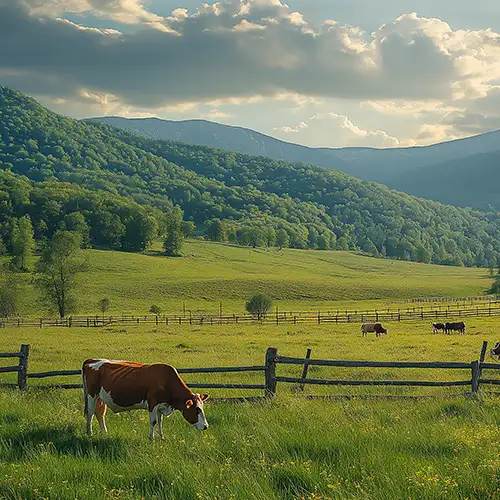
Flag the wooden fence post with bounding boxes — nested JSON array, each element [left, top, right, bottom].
[[18, 344, 30, 390], [478, 340, 488, 381], [471, 360, 480, 394], [299, 348, 312, 391], [265, 347, 278, 398]]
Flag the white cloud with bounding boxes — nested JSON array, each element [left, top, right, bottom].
[[3, 1, 500, 147], [274, 113, 400, 148]]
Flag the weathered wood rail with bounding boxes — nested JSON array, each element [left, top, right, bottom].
[[1, 299, 500, 329], [2, 342, 500, 397]]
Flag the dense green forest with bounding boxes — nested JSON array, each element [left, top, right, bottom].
[[1, 86, 500, 267]]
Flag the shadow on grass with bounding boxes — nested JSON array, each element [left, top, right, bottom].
[[0, 413, 21, 425], [271, 467, 317, 498], [0, 424, 128, 462], [109, 472, 197, 500]]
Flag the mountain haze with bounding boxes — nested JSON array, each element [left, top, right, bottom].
[[94, 116, 500, 210]]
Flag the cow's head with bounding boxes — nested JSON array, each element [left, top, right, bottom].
[[181, 393, 209, 430], [490, 342, 500, 360]]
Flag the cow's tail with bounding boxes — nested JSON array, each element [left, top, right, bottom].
[[82, 360, 88, 418]]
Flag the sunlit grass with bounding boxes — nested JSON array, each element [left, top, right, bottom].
[[2, 240, 492, 317]]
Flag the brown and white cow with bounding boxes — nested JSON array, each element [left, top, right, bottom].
[[361, 323, 388, 337], [82, 359, 209, 439]]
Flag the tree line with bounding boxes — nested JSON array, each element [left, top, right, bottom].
[[2, 86, 500, 268]]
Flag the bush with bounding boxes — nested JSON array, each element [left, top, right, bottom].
[[0, 271, 20, 318], [149, 304, 162, 315], [98, 297, 111, 315], [489, 278, 500, 298], [245, 293, 273, 320]]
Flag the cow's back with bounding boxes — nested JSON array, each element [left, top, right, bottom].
[[83, 360, 187, 410]]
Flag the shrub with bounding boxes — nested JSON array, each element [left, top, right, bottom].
[[149, 304, 162, 315], [245, 293, 273, 320]]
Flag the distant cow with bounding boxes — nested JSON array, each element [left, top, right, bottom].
[[432, 323, 446, 334], [490, 342, 500, 359], [361, 323, 388, 337], [82, 359, 209, 439], [444, 321, 466, 335]]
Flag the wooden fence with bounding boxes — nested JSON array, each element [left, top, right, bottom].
[[2, 342, 500, 397], [2, 300, 500, 329]]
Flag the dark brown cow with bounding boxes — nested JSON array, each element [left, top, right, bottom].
[[444, 322, 466, 335], [361, 323, 388, 337], [82, 359, 209, 439], [490, 342, 500, 360], [432, 323, 446, 334]]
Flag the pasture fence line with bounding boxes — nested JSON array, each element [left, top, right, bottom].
[[405, 295, 494, 304], [1, 300, 500, 329], [2, 342, 500, 398]]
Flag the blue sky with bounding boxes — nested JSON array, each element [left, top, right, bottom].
[[2, 0, 500, 148]]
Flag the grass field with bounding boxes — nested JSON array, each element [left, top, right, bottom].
[[3, 240, 494, 317], [2, 319, 500, 499], [1, 242, 500, 499]]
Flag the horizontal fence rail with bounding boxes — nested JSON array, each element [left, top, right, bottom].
[[275, 356, 472, 370], [2, 298, 500, 329], [275, 377, 472, 387], [2, 343, 500, 398]]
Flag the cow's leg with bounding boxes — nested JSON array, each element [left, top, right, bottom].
[[86, 395, 97, 437], [149, 406, 159, 440], [95, 398, 108, 434], [157, 411, 164, 440]]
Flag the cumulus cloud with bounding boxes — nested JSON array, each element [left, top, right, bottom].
[[3, 0, 500, 110], [22, 0, 168, 29], [2, 0, 500, 147], [274, 113, 400, 148]]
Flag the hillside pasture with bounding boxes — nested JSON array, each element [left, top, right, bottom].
[[1, 321, 500, 498], [2, 240, 492, 317]]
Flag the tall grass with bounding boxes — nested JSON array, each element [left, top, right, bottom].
[[1, 322, 500, 498], [1, 389, 500, 499]]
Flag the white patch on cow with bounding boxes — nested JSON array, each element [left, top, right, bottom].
[[98, 387, 147, 413], [194, 397, 208, 430], [149, 403, 175, 440], [88, 359, 110, 370], [86, 394, 97, 437]]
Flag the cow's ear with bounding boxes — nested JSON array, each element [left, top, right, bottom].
[[185, 399, 193, 409], [200, 393, 209, 401]]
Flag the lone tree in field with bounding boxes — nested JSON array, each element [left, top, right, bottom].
[[98, 297, 111, 317], [149, 304, 162, 315], [35, 231, 86, 318], [10, 215, 35, 272], [245, 293, 273, 320], [164, 206, 184, 256], [0, 267, 20, 318], [489, 278, 500, 298]]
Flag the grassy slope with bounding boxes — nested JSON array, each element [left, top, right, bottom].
[[6, 240, 491, 317], [2, 321, 500, 499]]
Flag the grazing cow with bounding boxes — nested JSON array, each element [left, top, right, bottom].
[[490, 342, 500, 360], [82, 359, 209, 439], [444, 321, 466, 335], [432, 322, 446, 334], [361, 322, 388, 337]]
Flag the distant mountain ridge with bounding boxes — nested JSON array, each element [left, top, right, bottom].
[[94, 116, 500, 210]]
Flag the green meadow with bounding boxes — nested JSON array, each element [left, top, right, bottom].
[[2, 319, 500, 499], [3, 240, 493, 317], [1, 243, 500, 499]]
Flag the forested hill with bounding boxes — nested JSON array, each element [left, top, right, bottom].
[[381, 150, 500, 211], [95, 116, 500, 211], [1, 87, 500, 268]]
